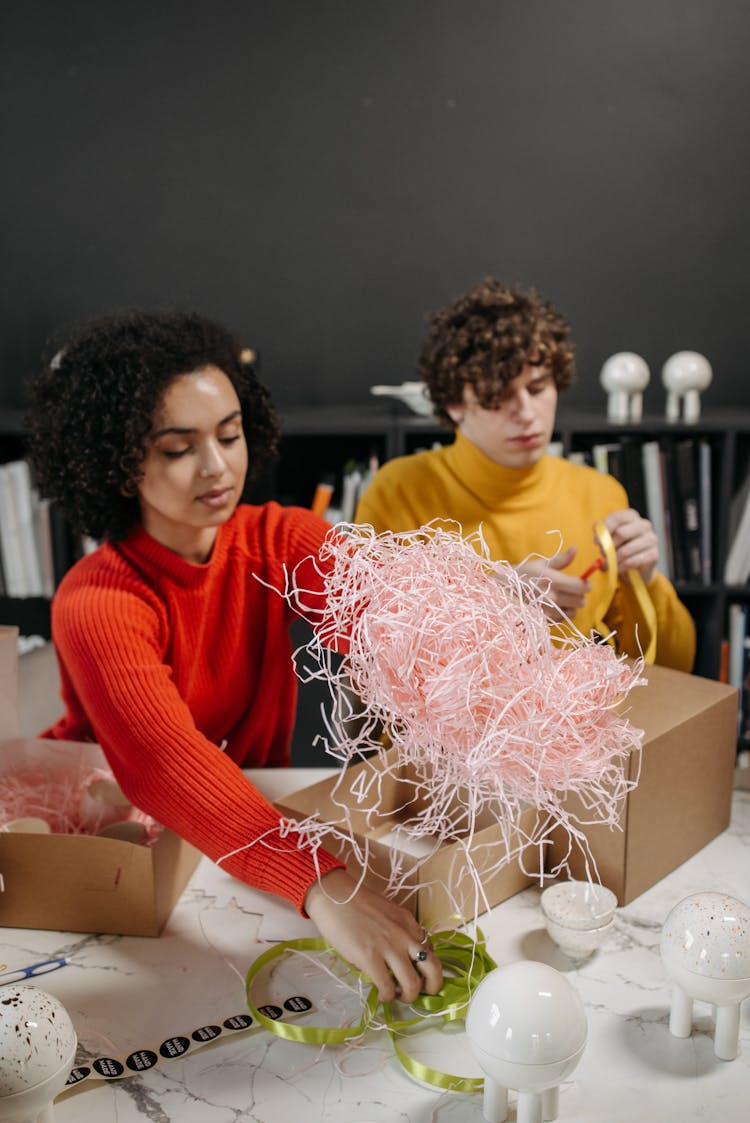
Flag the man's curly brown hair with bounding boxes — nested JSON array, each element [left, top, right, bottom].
[[26, 310, 280, 542], [418, 278, 576, 424]]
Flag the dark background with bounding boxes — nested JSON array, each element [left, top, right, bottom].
[[1, 1, 748, 414]]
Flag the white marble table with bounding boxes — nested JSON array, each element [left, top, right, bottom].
[[2, 769, 749, 1123]]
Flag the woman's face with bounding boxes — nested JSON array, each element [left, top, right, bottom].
[[137, 365, 248, 562]]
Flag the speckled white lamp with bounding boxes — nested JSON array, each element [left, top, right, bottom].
[[465, 961, 587, 1123], [0, 984, 77, 1122], [599, 352, 650, 424], [660, 891, 750, 1061], [661, 351, 713, 423]]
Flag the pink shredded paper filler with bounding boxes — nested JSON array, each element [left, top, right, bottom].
[[283, 522, 645, 884]]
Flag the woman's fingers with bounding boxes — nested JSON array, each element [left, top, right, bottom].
[[303, 869, 444, 1003]]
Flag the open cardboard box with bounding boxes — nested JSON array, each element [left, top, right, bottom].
[[547, 661, 738, 904], [0, 629, 201, 936], [275, 748, 544, 929], [278, 662, 739, 918]]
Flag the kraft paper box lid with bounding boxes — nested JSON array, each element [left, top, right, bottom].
[[275, 748, 542, 928]]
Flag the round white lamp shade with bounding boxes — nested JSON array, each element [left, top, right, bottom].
[[599, 353, 650, 423], [661, 351, 713, 422], [0, 984, 77, 1123], [466, 960, 587, 1123], [660, 891, 750, 1061]]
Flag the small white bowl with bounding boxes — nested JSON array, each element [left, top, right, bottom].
[[541, 881, 618, 959], [543, 915, 615, 959]]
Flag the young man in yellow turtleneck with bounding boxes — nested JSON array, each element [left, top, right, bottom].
[[355, 277, 695, 672]]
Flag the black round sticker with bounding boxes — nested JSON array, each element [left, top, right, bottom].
[[126, 1049, 158, 1071], [223, 1013, 254, 1030], [92, 1057, 125, 1079], [66, 1066, 91, 1085], [159, 1036, 191, 1058], [284, 995, 312, 1013]]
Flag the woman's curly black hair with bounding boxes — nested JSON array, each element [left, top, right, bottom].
[[26, 310, 280, 541], [417, 278, 576, 425]]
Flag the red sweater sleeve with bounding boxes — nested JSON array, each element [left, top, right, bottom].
[[45, 505, 344, 912]]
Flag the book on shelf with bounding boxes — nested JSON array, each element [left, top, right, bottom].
[[339, 455, 379, 523], [641, 440, 673, 580], [698, 439, 713, 584], [567, 449, 591, 467], [728, 602, 750, 746], [592, 440, 646, 522], [671, 438, 704, 585], [728, 603, 746, 691], [589, 436, 711, 587], [0, 460, 75, 600], [619, 439, 647, 521], [661, 439, 692, 586], [0, 461, 29, 597], [724, 461, 750, 585], [33, 497, 56, 599], [591, 442, 620, 476]]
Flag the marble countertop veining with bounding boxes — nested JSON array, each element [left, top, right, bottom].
[[1, 769, 748, 1123]]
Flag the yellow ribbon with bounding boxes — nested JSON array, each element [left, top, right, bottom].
[[245, 930, 496, 1093], [592, 520, 657, 664]]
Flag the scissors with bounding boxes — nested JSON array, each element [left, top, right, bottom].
[[0, 958, 68, 985]]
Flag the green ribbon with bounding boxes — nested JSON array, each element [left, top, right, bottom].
[[245, 929, 495, 1093]]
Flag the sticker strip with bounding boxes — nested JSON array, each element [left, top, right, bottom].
[[63, 994, 314, 1090]]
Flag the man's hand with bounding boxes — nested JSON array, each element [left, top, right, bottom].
[[516, 545, 590, 620], [602, 509, 659, 584]]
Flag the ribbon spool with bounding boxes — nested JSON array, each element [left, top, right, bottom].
[[245, 930, 497, 1092], [590, 520, 657, 664]]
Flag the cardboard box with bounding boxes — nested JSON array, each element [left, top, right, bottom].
[[547, 662, 738, 905], [0, 625, 20, 738], [0, 628, 201, 936], [275, 749, 543, 929]]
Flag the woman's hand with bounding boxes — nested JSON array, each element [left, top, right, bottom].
[[303, 868, 442, 1003], [516, 545, 589, 620], [603, 508, 659, 584]]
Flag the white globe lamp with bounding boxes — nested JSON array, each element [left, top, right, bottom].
[[0, 984, 77, 1123], [466, 960, 587, 1123], [599, 352, 650, 424], [660, 891, 750, 1061], [661, 351, 712, 423]]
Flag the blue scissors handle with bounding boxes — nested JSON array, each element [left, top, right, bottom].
[[0, 957, 67, 980]]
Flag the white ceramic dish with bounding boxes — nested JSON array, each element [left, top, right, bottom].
[[541, 880, 618, 959], [544, 915, 615, 959], [369, 381, 433, 416]]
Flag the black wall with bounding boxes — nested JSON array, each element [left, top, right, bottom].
[[2, 1, 749, 413]]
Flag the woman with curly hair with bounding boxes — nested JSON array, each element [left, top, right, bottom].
[[27, 310, 441, 1002], [356, 278, 695, 671]]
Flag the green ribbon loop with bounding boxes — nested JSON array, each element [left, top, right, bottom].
[[245, 929, 495, 1093]]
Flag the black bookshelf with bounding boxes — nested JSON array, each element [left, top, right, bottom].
[[4, 404, 750, 683]]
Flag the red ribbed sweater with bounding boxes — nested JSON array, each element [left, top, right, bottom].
[[43, 502, 343, 911]]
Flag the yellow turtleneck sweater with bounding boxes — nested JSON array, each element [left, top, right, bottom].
[[355, 430, 695, 672]]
